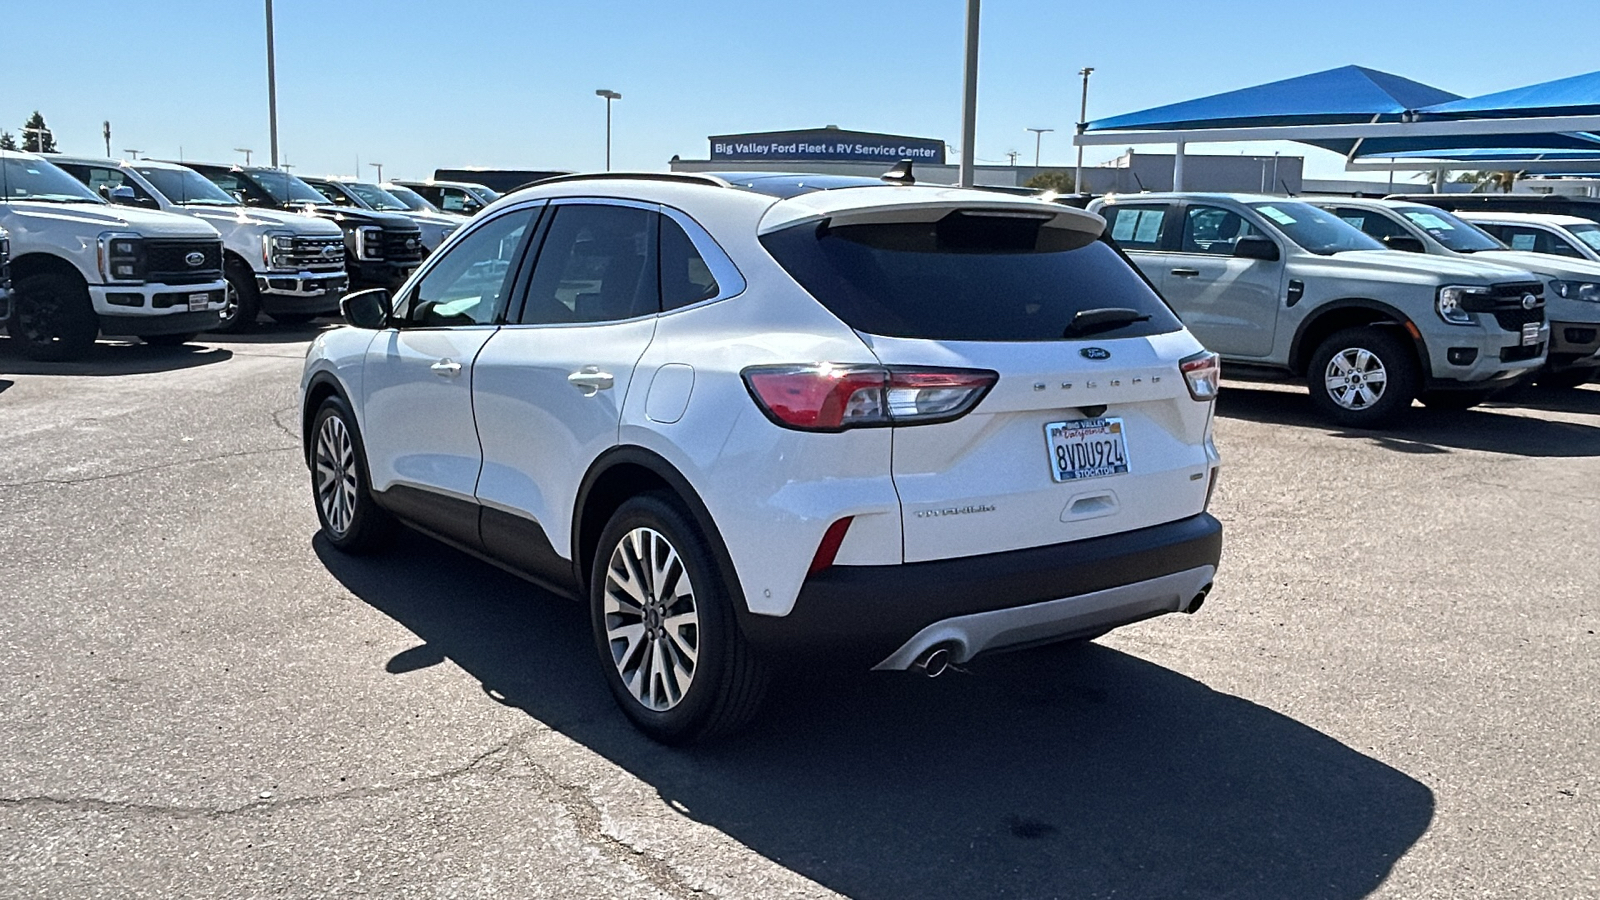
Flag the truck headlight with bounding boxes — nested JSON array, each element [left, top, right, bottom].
[[262, 231, 296, 270], [1435, 285, 1482, 326], [355, 226, 384, 261], [98, 232, 145, 283], [1549, 279, 1600, 303]]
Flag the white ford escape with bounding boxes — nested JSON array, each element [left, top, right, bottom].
[[301, 171, 1224, 743]]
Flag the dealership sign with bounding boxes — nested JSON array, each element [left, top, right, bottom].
[[709, 129, 946, 164]]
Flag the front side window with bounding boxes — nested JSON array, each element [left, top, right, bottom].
[[518, 204, 658, 325], [1102, 205, 1169, 251], [1501, 226, 1581, 257], [1181, 205, 1265, 255], [1246, 201, 1384, 256], [399, 207, 536, 327], [439, 188, 475, 213]]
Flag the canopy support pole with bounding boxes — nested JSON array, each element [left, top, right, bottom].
[[1173, 141, 1186, 191]]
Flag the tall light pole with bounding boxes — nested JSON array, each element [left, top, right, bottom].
[[595, 89, 622, 171], [265, 0, 279, 168], [1026, 127, 1053, 167], [1075, 66, 1094, 194], [103, 121, 111, 156], [957, 0, 980, 187], [235, 148, 253, 165], [369, 162, 384, 183]]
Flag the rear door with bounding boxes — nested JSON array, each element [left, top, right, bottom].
[[761, 209, 1214, 564], [1100, 202, 1176, 296], [1492, 224, 1587, 259], [1159, 203, 1284, 358]]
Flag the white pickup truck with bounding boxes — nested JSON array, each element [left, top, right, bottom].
[[52, 156, 348, 333], [1, 150, 226, 360]]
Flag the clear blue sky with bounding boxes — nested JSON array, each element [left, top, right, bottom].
[[2, 0, 1594, 183]]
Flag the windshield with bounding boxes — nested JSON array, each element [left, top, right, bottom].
[[251, 169, 330, 205], [1247, 201, 1384, 255], [467, 185, 501, 203], [1568, 223, 1600, 252], [136, 166, 238, 206], [345, 182, 409, 211], [1396, 206, 1503, 253], [760, 214, 1182, 342], [384, 184, 438, 213], [0, 156, 104, 203]]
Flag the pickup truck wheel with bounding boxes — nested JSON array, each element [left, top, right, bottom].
[[1308, 327, 1419, 428], [591, 493, 768, 744], [215, 261, 260, 334], [7, 271, 98, 362], [141, 333, 198, 347], [310, 396, 396, 554]]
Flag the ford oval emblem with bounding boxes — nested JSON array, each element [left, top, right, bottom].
[[184, 251, 206, 267], [1079, 347, 1111, 360], [321, 245, 340, 258], [1522, 293, 1538, 310]]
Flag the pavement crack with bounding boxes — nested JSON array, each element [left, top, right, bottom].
[[0, 446, 295, 489], [0, 733, 534, 821], [271, 405, 301, 444]]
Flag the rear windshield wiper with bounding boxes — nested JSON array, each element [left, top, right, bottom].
[[1063, 307, 1151, 337]]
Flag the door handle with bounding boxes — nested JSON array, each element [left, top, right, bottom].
[[430, 358, 462, 377], [567, 367, 615, 395], [1170, 268, 1201, 277]]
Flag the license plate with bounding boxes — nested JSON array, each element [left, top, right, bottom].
[[1045, 417, 1130, 483], [188, 292, 210, 312], [1522, 322, 1540, 346]]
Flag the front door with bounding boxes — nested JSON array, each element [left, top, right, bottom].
[[472, 200, 664, 582], [1159, 204, 1284, 358], [360, 204, 540, 544]]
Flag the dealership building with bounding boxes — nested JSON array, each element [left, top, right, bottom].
[[668, 126, 1306, 193]]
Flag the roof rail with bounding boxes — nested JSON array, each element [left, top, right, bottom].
[[519, 171, 732, 191]]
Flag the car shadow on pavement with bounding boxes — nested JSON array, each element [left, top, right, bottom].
[[207, 321, 336, 345], [316, 529, 1435, 900], [1217, 385, 1600, 458], [1487, 383, 1600, 417], [0, 340, 232, 377]]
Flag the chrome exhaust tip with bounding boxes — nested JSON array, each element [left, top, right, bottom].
[[910, 645, 953, 678]]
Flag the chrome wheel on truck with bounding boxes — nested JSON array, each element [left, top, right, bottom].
[[1307, 326, 1419, 428]]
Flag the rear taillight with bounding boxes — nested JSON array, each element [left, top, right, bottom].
[[1180, 351, 1220, 401], [742, 364, 998, 432]]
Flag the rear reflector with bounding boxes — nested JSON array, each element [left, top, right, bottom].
[[808, 517, 855, 575], [742, 364, 997, 431], [1179, 351, 1221, 401]]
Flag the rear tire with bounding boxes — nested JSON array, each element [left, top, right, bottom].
[[310, 395, 396, 554], [215, 260, 261, 334], [590, 493, 768, 744], [7, 271, 98, 361], [1535, 367, 1595, 390], [140, 333, 198, 347], [1307, 327, 1419, 428]]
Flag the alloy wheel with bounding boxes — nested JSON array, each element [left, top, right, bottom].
[[603, 527, 700, 711], [1324, 347, 1389, 410], [220, 280, 240, 326], [314, 414, 358, 536]]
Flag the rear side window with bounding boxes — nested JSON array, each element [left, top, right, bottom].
[[659, 216, 719, 311], [1102, 205, 1169, 251], [760, 212, 1182, 342]]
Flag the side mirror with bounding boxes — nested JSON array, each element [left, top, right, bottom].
[[340, 288, 392, 329], [1233, 235, 1280, 261], [1383, 235, 1426, 254]]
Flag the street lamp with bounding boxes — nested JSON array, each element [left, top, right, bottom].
[[1026, 127, 1053, 167], [22, 126, 52, 153], [369, 162, 384, 183], [123, 149, 144, 161], [235, 147, 253, 165], [265, 0, 279, 168], [1075, 67, 1094, 194], [595, 89, 622, 171], [957, 0, 980, 187]]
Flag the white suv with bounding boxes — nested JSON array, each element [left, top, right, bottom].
[[301, 172, 1224, 742]]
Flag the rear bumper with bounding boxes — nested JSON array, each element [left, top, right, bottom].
[[739, 512, 1223, 668]]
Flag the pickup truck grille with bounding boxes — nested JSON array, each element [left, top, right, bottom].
[[382, 229, 425, 264], [145, 240, 223, 286], [1492, 307, 1544, 332], [1482, 282, 1545, 333], [289, 236, 346, 271]]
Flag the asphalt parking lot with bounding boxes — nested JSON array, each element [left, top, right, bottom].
[[1, 328, 1595, 900]]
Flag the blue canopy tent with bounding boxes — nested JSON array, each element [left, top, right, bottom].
[[1420, 70, 1600, 120]]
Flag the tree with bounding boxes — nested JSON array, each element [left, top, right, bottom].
[[1025, 171, 1076, 194], [21, 111, 57, 153], [0, 131, 16, 151]]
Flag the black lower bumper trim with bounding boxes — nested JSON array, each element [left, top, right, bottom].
[[97, 308, 222, 337], [740, 513, 1223, 663]]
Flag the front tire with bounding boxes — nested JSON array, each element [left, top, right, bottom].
[[215, 260, 261, 334], [1307, 327, 1420, 428], [590, 493, 767, 744], [7, 271, 98, 361], [310, 396, 395, 554]]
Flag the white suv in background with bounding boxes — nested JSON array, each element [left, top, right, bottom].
[[301, 171, 1224, 743], [1457, 211, 1600, 264]]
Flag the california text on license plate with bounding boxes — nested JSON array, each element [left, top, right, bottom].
[[1522, 322, 1540, 346], [188, 292, 210, 312], [1046, 417, 1130, 483]]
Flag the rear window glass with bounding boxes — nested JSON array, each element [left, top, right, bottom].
[[760, 212, 1182, 342]]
